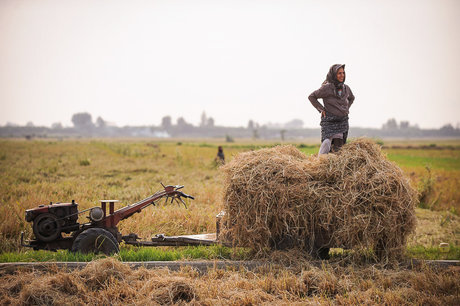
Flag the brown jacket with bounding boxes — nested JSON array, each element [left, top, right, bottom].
[[308, 83, 355, 117]]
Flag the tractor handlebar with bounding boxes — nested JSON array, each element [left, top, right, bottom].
[[110, 184, 194, 225], [178, 191, 194, 200]]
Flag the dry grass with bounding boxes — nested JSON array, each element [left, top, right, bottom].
[[0, 140, 232, 252], [0, 138, 458, 257], [220, 139, 418, 261], [0, 257, 458, 305], [385, 146, 460, 213], [409, 209, 460, 247], [0, 139, 459, 304]]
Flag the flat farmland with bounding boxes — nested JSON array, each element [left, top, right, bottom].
[[0, 139, 459, 304], [0, 138, 459, 256]]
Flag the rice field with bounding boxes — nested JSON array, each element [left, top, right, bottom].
[[1, 138, 458, 253], [0, 138, 459, 304]]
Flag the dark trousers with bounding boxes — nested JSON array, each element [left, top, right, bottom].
[[330, 131, 348, 153]]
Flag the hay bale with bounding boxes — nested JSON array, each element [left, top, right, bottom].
[[220, 138, 417, 260]]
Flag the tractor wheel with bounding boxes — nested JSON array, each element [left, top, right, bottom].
[[71, 228, 119, 255], [33, 213, 62, 242]]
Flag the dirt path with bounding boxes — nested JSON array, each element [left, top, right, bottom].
[[1, 259, 458, 275]]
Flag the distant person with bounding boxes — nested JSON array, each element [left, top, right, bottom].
[[215, 146, 225, 165], [308, 64, 355, 155]]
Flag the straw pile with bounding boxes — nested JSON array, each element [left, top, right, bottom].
[[3, 258, 196, 305], [220, 138, 418, 260], [1, 258, 459, 304]]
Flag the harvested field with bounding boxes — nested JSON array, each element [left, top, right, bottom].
[[0, 138, 458, 258], [221, 139, 418, 261], [0, 257, 458, 305], [0, 139, 458, 304]]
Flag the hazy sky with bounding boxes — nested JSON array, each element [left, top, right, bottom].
[[1, 0, 459, 128]]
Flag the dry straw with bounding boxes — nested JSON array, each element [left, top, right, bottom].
[[1, 257, 458, 304], [8, 258, 196, 305], [220, 138, 418, 261]]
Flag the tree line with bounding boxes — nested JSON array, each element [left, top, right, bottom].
[[1, 112, 459, 140]]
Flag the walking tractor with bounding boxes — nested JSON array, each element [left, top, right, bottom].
[[21, 184, 219, 255]]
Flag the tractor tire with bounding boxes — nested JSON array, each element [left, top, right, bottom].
[[71, 228, 119, 255], [33, 213, 62, 242]]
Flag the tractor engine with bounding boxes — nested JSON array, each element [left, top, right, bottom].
[[25, 201, 80, 242]]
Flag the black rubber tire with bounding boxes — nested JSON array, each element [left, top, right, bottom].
[[33, 213, 62, 242], [71, 228, 119, 255]]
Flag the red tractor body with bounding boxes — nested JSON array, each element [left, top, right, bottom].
[[21, 185, 206, 255]]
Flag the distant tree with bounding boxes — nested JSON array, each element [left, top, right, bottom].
[[96, 116, 106, 128], [382, 118, 398, 130], [400, 121, 409, 129], [26, 121, 34, 127], [225, 134, 234, 142], [200, 112, 207, 127], [284, 119, 304, 129], [51, 122, 63, 129], [71, 112, 94, 129], [207, 117, 215, 127], [176, 117, 193, 133], [161, 116, 172, 129], [247, 120, 254, 130], [177, 117, 187, 127], [280, 129, 286, 141], [440, 123, 455, 134]]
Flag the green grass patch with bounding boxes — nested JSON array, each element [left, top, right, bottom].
[[0, 245, 252, 263], [0, 250, 97, 262], [2, 245, 457, 262], [406, 245, 460, 260], [79, 158, 91, 166], [386, 153, 460, 171], [118, 245, 251, 261], [298, 147, 320, 155]]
